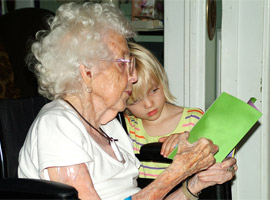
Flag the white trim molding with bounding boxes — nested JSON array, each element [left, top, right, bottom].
[[165, 0, 209, 110], [164, 0, 185, 106], [261, 0, 270, 198], [222, 0, 269, 199], [185, 0, 207, 110]]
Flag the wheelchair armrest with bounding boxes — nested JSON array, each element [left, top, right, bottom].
[[0, 178, 78, 199], [135, 142, 232, 200], [135, 142, 172, 163]]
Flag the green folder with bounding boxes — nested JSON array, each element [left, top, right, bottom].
[[168, 92, 262, 162]]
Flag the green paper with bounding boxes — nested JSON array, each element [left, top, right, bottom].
[[168, 92, 262, 162]]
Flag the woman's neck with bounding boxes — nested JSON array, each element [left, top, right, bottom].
[[64, 95, 99, 127]]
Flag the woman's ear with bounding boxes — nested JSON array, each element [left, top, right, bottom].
[[79, 64, 92, 85]]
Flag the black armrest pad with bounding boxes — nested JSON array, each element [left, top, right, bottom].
[[199, 181, 232, 200], [136, 142, 172, 163], [0, 178, 78, 199]]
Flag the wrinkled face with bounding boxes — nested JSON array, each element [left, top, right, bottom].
[[127, 83, 166, 121], [91, 30, 137, 114]]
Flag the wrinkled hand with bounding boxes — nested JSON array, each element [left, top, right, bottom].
[[133, 133, 219, 200], [169, 132, 219, 180], [188, 157, 238, 194], [159, 133, 183, 158]]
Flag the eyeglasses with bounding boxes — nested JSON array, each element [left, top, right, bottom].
[[101, 56, 135, 76]]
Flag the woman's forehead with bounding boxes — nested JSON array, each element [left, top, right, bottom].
[[103, 30, 129, 56]]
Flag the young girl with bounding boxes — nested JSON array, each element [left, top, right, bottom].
[[125, 42, 204, 179]]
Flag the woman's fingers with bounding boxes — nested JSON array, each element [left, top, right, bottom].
[[197, 167, 236, 185], [172, 136, 218, 178], [197, 159, 238, 185], [197, 137, 219, 155], [179, 131, 190, 141], [178, 137, 218, 156], [221, 157, 237, 168]]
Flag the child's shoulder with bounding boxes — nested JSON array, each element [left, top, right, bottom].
[[167, 104, 184, 113], [124, 114, 139, 124], [184, 107, 204, 116], [185, 107, 204, 113], [124, 113, 136, 120], [124, 114, 143, 131], [167, 104, 204, 115]]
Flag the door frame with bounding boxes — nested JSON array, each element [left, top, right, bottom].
[[165, 0, 213, 109]]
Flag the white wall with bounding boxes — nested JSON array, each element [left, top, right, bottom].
[[164, 0, 185, 105], [165, 0, 217, 110], [165, 0, 270, 199], [220, 0, 269, 199]]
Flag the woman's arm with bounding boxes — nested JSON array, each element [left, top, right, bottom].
[[132, 132, 218, 200], [47, 163, 100, 200]]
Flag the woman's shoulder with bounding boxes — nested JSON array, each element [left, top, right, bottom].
[[38, 99, 79, 118], [25, 100, 89, 151], [34, 99, 85, 134]]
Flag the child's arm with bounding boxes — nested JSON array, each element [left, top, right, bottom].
[[159, 132, 187, 158]]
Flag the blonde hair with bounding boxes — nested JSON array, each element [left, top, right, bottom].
[[126, 42, 176, 110]]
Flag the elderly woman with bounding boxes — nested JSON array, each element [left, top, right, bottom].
[[18, 2, 236, 200]]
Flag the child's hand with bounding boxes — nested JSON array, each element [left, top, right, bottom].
[[158, 132, 187, 158]]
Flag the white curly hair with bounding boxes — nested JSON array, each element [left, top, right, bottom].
[[27, 2, 135, 100]]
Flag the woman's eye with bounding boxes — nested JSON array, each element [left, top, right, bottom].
[[116, 62, 126, 71]]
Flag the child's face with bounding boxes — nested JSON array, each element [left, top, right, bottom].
[[127, 84, 166, 121]]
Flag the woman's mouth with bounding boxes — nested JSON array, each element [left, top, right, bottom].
[[147, 109, 158, 117], [126, 91, 132, 96]]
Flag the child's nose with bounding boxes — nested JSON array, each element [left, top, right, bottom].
[[144, 97, 154, 109]]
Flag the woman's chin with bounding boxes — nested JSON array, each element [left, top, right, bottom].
[[118, 104, 126, 112], [114, 99, 127, 112]]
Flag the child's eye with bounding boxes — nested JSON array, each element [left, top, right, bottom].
[[149, 87, 159, 95], [129, 99, 141, 106], [153, 88, 159, 92]]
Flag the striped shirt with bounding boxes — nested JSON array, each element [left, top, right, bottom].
[[125, 107, 204, 179]]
